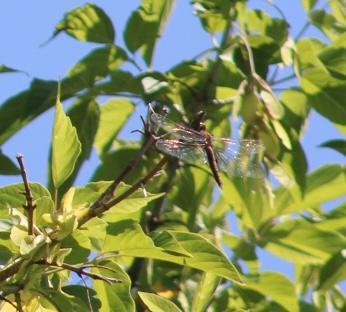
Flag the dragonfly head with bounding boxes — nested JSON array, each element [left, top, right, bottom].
[[190, 111, 206, 131]]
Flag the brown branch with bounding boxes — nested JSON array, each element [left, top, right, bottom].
[[16, 154, 36, 235], [78, 156, 168, 226], [87, 136, 156, 216], [0, 259, 24, 283], [34, 260, 121, 285], [14, 291, 23, 312], [0, 294, 18, 310]]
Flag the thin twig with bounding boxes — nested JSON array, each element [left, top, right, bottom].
[[0, 294, 18, 310], [86, 136, 156, 217], [16, 154, 36, 236], [14, 292, 23, 312], [80, 275, 94, 312], [35, 260, 121, 285]]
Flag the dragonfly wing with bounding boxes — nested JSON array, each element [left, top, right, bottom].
[[150, 113, 206, 142], [156, 139, 208, 164], [213, 138, 265, 178]]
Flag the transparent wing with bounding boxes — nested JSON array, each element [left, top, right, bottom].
[[150, 112, 206, 143], [212, 138, 265, 178], [155, 139, 208, 164]]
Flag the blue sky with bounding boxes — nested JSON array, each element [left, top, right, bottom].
[[0, 0, 344, 283]]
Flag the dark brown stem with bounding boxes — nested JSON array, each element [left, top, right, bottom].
[[14, 291, 23, 312], [0, 294, 18, 310], [16, 154, 35, 236], [88, 137, 156, 213], [35, 260, 120, 285], [78, 156, 168, 227]]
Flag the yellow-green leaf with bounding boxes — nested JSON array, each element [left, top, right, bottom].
[[51, 89, 81, 189], [138, 292, 183, 312], [54, 3, 115, 43]]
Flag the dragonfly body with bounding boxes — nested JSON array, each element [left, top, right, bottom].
[[151, 111, 264, 187]]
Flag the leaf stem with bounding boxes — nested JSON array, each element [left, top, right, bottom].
[[16, 154, 36, 236]]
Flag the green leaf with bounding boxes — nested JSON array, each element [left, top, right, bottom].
[[138, 291, 183, 312], [318, 250, 346, 291], [34, 196, 55, 227], [318, 46, 346, 79], [103, 220, 243, 283], [0, 64, 22, 74], [92, 260, 135, 312], [68, 97, 100, 160], [310, 9, 346, 41], [51, 89, 81, 189], [280, 88, 310, 137], [222, 174, 272, 230], [192, 0, 233, 33], [260, 90, 284, 119], [61, 230, 90, 264], [78, 217, 108, 251], [61, 45, 128, 93], [33, 287, 90, 312], [48, 97, 100, 196], [264, 219, 345, 264], [72, 182, 164, 223], [319, 139, 346, 156], [275, 164, 346, 214], [191, 273, 220, 312], [271, 119, 291, 150], [301, 0, 318, 12], [0, 79, 58, 144], [244, 272, 299, 312], [0, 151, 20, 175], [0, 183, 51, 218], [94, 98, 134, 155], [63, 285, 101, 311], [54, 3, 115, 43], [124, 0, 175, 66]]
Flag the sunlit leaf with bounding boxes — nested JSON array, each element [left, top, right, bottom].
[[192, 0, 233, 33], [275, 164, 346, 214], [191, 273, 220, 312], [51, 89, 81, 189], [61, 45, 128, 93], [124, 0, 175, 66], [54, 3, 115, 43], [92, 260, 135, 312], [244, 272, 299, 312], [318, 250, 346, 291], [48, 97, 100, 196], [301, 0, 318, 12], [263, 219, 345, 264], [0, 183, 51, 218], [94, 98, 134, 155], [310, 10, 346, 41], [33, 287, 90, 312], [138, 291, 183, 312], [103, 220, 242, 283]]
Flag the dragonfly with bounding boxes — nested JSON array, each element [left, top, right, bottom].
[[150, 110, 265, 188]]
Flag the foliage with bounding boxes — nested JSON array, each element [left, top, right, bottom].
[[0, 0, 345, 311]]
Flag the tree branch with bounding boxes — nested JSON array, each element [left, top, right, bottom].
[[14, 292, 23, 312], [0, 294, 19, 310], [16, 154, 36, 235]]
